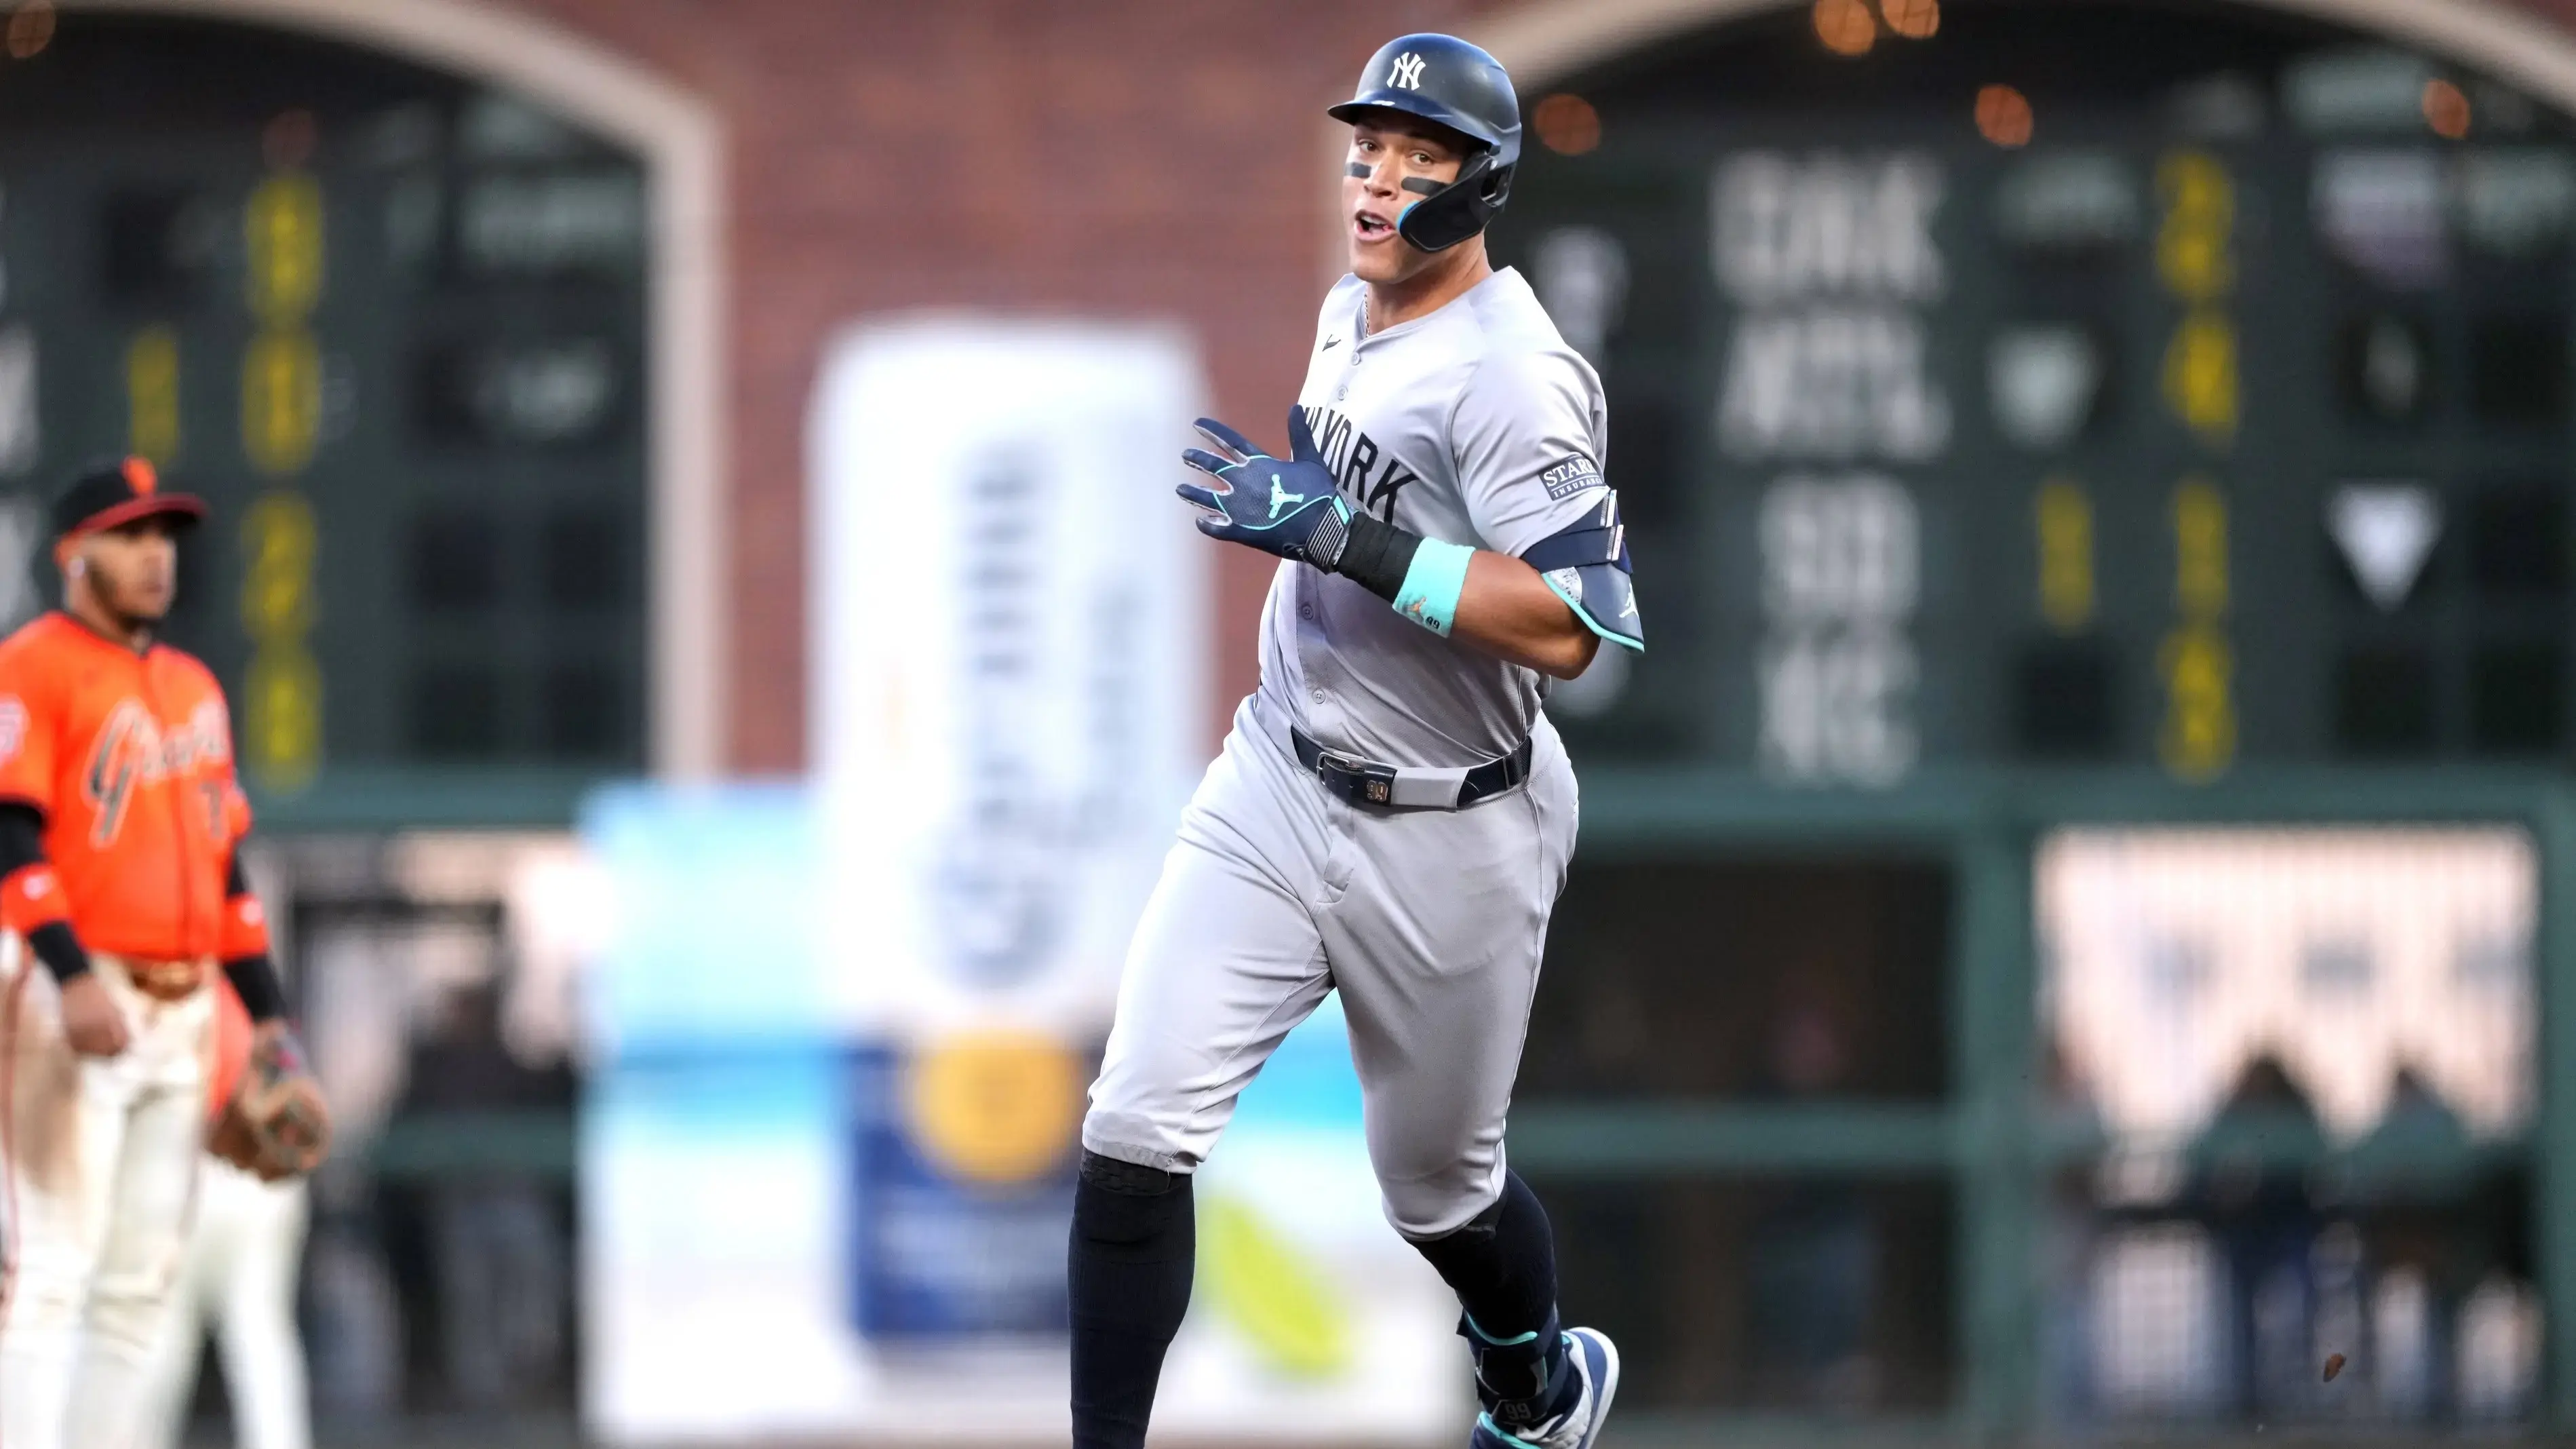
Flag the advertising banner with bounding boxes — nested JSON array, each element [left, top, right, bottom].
[[583, 321, 1457, 1444], [810, 320, 1211, 1036]]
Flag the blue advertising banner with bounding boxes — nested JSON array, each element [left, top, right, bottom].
[[846, 1043, 1080, 1339]]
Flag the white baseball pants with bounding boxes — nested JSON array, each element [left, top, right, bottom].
[[137, 1160, 311, 1449], [0, 950, 213, 1449]]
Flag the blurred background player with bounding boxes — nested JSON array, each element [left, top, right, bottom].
[[0, 459, 328, 1449], [137, 976, 313, 1449]]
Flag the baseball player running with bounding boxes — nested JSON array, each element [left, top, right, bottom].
[[1070, 35, 1640, 1449], [0, 458, 329, 1449]]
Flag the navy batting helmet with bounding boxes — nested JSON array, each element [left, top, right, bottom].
[[1329, 34, 1521, 254]]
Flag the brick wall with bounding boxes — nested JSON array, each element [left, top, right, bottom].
[[479, 0, 1490, 769], [492, 0, 2576, 772]]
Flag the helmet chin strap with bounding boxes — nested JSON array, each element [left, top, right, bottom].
[[1346, 149, 1506, 252], [1396, 150, 1507, 252]]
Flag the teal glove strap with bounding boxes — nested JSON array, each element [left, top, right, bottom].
[[1392, 539, 1475, 637]]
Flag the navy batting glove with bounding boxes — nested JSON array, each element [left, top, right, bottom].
[[1178, 408, 1355, 569]]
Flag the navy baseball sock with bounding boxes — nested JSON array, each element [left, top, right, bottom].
[[1069, 1151, 1195, 1449], [1408, 1171, 1575, 1421]]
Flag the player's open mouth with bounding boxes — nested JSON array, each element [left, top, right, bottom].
[[1353, 210, 1395, 241]]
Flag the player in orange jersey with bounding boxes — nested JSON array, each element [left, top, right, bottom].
[[0, 458, 327, 1449]]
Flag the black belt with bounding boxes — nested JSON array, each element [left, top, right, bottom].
[[1291, 727, 1533, 809]]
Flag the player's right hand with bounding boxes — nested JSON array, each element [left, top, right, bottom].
[[1179, 408, 1356, 570], [58, 972, 130, 1057]]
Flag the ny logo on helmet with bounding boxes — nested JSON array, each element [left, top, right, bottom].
[[1390, 52, 1426, 89]]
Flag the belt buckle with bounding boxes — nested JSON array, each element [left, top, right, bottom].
[[1315, 747, 1397, 805]]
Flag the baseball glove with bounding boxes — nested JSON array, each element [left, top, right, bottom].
[[210, 1026, 330, 1181]]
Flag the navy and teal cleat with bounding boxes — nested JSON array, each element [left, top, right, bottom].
[[1470, 1327, 1620, 1449]]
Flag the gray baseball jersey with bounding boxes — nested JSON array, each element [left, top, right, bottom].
[[1264, 267, 1612, 765], [1083, 267, 1618, 1239]]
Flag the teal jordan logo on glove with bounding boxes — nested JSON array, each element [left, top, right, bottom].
[[1268, 476, 1307, 520]]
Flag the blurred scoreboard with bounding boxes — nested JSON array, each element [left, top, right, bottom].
[[1502, 1, 2576, 784], [0, 16, 648, 817]]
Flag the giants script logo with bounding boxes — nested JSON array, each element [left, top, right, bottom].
[[84, 698, 230, 847]]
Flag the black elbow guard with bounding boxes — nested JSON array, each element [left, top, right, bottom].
[[1522, 492, 1641, 651]]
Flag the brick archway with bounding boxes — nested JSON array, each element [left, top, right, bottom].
[[1473, 0, 2576, 103]]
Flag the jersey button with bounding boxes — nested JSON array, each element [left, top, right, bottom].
[[1310, 688, 1327, 705], [1299, 604, 1314, 620]]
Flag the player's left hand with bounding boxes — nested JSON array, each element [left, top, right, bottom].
[[1179, 408, 1356, 569]]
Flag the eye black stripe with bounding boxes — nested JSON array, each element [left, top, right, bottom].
[[1400, 176, 1441, 195], [1346, 162, 1371, 178]]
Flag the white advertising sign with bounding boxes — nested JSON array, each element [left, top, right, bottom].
[[589, 320, 1454, 1448], [810, 320, 1210, 1038]]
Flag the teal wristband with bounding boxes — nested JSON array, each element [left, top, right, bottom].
[[1391, 539, 1474, 637]]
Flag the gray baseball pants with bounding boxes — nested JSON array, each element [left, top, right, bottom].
[[1082, 695, 1576, 1239]]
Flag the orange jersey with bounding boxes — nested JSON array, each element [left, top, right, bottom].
[[0, 612, 250, 961]]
